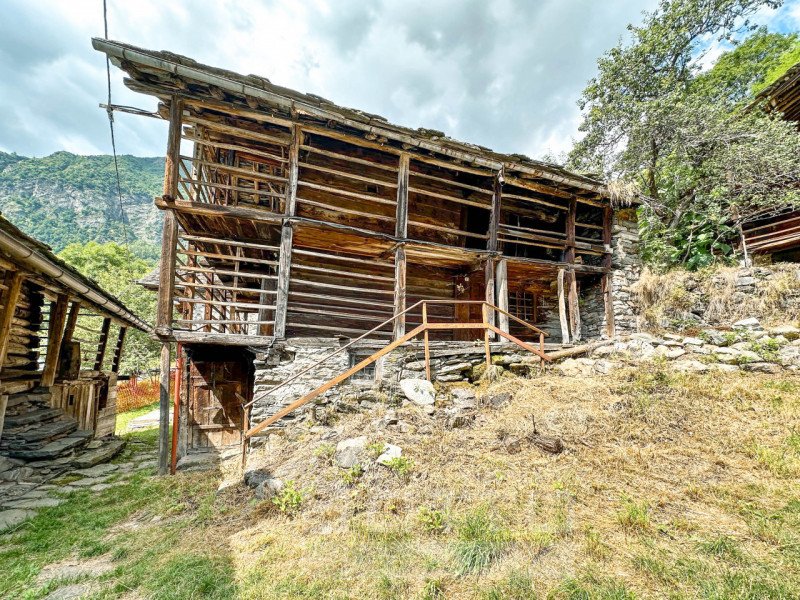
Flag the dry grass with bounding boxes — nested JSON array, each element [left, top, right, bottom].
[[634, 264, 800, 330], [8, 367, 799, 599], [215, 366, 800, 598]]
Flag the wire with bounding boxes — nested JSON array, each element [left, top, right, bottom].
[[103, 0, 135, 284]]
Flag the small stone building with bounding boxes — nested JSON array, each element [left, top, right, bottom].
[[95, 39, 641, 465]]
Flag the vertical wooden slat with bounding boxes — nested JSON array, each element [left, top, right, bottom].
[[158, 342, 172, 475], [495, 259, 509, 333], [0, 272, 24, 370], [170, 343, 184, 475], [273, 127, 301, 339], [395, 153, 410, 239], [422, 302, 431, 382], [93, 317, 112, 371], [393, 245, 407, 340], [488, 171, 502, 252], [569, 271, 581, 342], [111, 327, 126, 374], [564, 197, 580, 342], [557, 269, 570, 345], [62, 301, 80, 345], [156, 210, 178, 335], [482, 303, 491, 368], [41, 294, 69, 388], [484, 258, 495, 337], [163, 97, 184, 202]]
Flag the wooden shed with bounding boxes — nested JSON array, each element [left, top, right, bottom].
[[0, 215, 149, 460]]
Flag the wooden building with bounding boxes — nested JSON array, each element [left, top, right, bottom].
[[743, 61, 800, 261], [0, 215, 149, 465], [94, 39, 641, 470]]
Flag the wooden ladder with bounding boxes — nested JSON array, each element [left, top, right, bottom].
[[243, 300, 551, 440]]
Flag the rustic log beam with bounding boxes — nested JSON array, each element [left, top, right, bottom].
[[156, 210, 178, 336], [158, 342, 171, 475], [393, 245, 407, 340], [163, 97, 183, 202], [93, 317, 112, 371], [495, 259, 509, 333], [111, 326, 127, 374], [41, 294, 69, 388], [488, 172, 502, 252], [557, 269, 569, 345], [485, 258, 496, 339], [0, 272, 24, 371]]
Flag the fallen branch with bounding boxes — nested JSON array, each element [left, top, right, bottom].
[[546, 336, 631, 361]]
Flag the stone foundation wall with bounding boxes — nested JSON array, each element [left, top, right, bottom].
[[608, 208, 641, 335]]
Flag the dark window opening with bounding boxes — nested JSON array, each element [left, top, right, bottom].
[[348, 352, 376, 382], [365, 183, 379, 194], [68, 393, 75, 407]]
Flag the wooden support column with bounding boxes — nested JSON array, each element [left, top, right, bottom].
[[422, 302, 431, 381], [0, 272, 23, 443], [111, 326, 126, 374], [484, 258, 496, 337], [170, 343, 184, 475], [273, 126, 301, 339], [158, 342, 172, 475], [602, 205, 616, 338], [93, 317, 112, 371], [565, 197, 581, 342], [41, 294, 69, 388], [393, 153, 410, 340], [557, 269, 570, 345], [156, 210, 178, 336], [62, 301, 80, 346], [163, 97, 183, 203], [482, 303, 492, 368], [488, 171, 502, 253], [495, 259, 509, 333], [0, 272, 24, 370]]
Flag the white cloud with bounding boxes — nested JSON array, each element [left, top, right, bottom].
[[1, 0, 798, 159]]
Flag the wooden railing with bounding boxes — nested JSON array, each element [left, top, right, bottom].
[[243, 300, 550, 440]]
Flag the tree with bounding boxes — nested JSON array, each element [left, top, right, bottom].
[[58, 241, 159, 375], [569, 0, 800, 269]]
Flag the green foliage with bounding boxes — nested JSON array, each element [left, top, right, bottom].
[[452, 508, 512, 574], [366, 440, 387, 459], [0, 151, 163, 253], [341, 464, 364, 486], [313, 442, 336, 464], [569, 0, 800, 270], [58, 241, 158, 375], [617, 496, 651, 532], [417, 506, 446, 534], [272, 480, 306, 516], [481, 570, 536, 599], [383, 456, 414, 478]]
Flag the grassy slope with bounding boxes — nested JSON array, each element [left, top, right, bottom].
[[1, 367, 799, 599]]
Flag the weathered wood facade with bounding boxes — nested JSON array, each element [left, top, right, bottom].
[[0, 216, 148, 446], [95, 39, 638, 468]]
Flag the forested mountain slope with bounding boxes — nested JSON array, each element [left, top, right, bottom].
[[0, 151, 163, 255]]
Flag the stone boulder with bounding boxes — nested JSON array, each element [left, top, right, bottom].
[[376, 443, 402, 465], [255, 477, 284, 500], [733, 317, 762, 331], [399, 379, 436, 406], [334, 436, 367, 468]]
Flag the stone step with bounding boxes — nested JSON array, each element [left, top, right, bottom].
[[3, 408, 64, 428], [0, 418, 79, 447], [5, 389, 52, 408], [6, 430, 93, 460], [69, 439, 126, 469]]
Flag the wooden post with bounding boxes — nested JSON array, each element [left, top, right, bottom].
[[62, 301, 80, 345], [422, 302, 431, 381], [602, 205, 616, 338], [111, 327, 126, 374], [273, 127, 301, 338], [568, 271, 581, 342], [156, 210, 178, 336], [163, 97, 183, 203], [170, 343, 184, 475], [0, 272, 24, 370], [495, 259, 509, 333], [93, 317, 112, 371], [482, 303, 492, 369], [488, 172, 502, 253], [393, 245, 407, 340], [564, 197, 580, 342], [41, 294, 69, 387], [158, 342, 172, 476], [393, 154, 410, 341], [484, 258, 495, 339], [557, 269, 570, 345], [0, 395, 7, 444]]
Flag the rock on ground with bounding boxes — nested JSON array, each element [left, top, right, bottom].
[[399, 379, 435, 406], [334, 436, 367, 468], [377, 444, 402, 465]]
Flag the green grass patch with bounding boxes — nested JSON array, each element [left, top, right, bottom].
[[452, 507, 512, 575]]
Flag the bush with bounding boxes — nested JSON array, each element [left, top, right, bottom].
[[272, 481, 306, 516], [417, 507, 446, 534], [384, 456, 414, 478]]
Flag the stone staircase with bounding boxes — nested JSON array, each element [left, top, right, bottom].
[[0, 388, 125, 483]]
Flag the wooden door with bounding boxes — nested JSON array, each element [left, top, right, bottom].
[[188, 359, 247, 450]]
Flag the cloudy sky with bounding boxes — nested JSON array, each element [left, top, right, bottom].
[[1, 0, 799, 161]]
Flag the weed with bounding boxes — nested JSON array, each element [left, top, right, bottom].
[[481, 570, 536, 599], [417, 506, 446, 534], [341, 464, 364, 486], [384, 456, 414, 478], [698, 535, 741, 560], [421, 578, 445, 599], [584, 525, 608, 559], [272, 480, 306, 516], [366, 441, 387, 459], [551, 573, 637, 599], [452, 508, 512, 575], [313, 443, 335, 464], [749, 338, 781, 362], [617, 496, 650, 532]]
